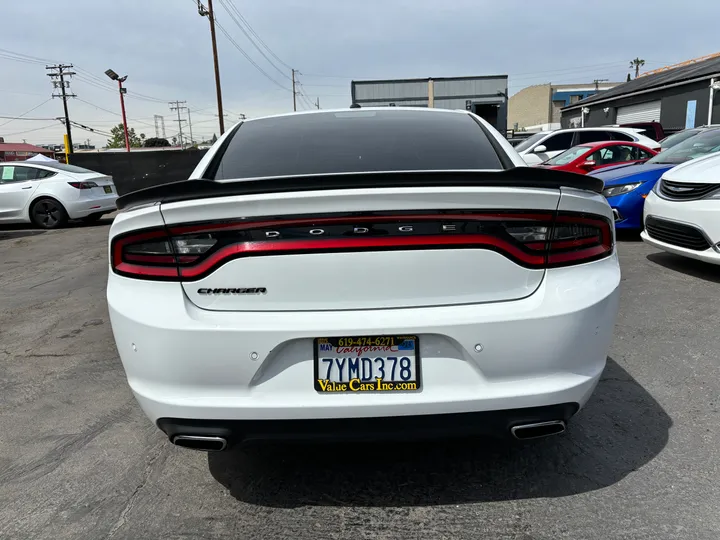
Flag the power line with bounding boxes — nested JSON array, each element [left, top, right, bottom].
[[216, 0, 291, 81], [219, 0, 292, 70], [74, 98, 155, 128], [214, 20, 291, 91], [0, 99, 53, 128], [2, 124, 59, 137]]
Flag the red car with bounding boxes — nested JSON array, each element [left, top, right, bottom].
[[535, 141, 657, 174]]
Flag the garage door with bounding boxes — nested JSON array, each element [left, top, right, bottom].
[[617, 101, 661, 123]]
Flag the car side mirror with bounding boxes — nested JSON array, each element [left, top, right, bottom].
[[580, 160, 596, 169], [533, 144, 547, 153]]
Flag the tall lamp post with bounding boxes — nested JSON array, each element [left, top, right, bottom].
[[105, 69, 130, 152]]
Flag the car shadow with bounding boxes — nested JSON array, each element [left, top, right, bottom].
[[208, 358, 671, 507], [0, 230, 46, 242], [615, 229, 643, 243], [646, 251, 720, 283]]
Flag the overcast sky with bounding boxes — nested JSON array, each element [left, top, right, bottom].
[[2, 0, 718, 147]]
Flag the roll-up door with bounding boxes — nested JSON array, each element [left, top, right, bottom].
[[616, 101, 661, 123]]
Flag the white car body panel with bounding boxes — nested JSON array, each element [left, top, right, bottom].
[[108, 253, 619, 422], [518, 127, 661, 166], [0, 163, 117, 224], [641, 153, 720, 264], [108, 108, 620, 443]]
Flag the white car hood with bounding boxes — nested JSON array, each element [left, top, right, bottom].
[[661, 153, 720, 184]]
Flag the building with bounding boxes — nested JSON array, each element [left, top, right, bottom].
[[0, 139, 55, 162], [351, 75, 509, 133], [560, 53, 720, 131], [509, 82, 620, 131]]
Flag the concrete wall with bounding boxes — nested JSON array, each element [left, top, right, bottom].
[[508, 84, 551, 130]]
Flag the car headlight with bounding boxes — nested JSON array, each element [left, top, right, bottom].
[[602, 182, 643, 198]]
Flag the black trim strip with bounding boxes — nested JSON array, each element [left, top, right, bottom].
[[116, 168, 603, 211]]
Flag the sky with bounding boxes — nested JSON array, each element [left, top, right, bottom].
[[1, 0, 719, 147]]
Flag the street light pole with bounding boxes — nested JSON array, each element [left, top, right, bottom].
[[105, 69, 131, 152], [118, 77, 130, 152]]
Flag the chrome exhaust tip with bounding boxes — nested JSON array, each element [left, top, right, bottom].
[[510, 420, 566, 440], [171, 435, 227, 451]]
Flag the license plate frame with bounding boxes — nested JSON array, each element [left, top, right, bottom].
[[103, 185, 112, 194], [313, 335, 421, 393]]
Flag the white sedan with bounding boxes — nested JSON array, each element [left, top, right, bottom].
[[642, 152, 720, 264], [107, 108, 620, 452], [0, 161, 117, 228]]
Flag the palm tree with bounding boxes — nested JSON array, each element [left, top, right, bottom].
[[629, 58, 645, 79]]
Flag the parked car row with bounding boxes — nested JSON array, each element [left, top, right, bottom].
[[515, 127, 661, 165], [595, 127, 720, 230]]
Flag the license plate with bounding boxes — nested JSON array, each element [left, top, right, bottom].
[[314, 335, 421, 393], [103, 185, 112, 194]]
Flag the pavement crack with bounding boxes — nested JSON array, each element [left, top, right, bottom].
[[103, 442, 167, 539]]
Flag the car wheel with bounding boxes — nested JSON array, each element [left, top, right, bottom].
[[81, 213, 104, 223], [30, 198, 69, 229]]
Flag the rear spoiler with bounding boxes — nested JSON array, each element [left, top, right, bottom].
[[116, 168, 604, 211]]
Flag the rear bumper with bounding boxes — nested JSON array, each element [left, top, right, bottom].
[[108, 253, 620, 424], [157, 403, 580, 445], [65, 195, 118, 219]]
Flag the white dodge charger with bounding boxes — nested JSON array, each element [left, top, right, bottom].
[[107, 108, 620, 451]]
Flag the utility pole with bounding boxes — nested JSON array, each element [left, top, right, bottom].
[[593, 78, 610, 91], [169, 101, 187, 148], [315, 97, 320, 110], [46, 64, 76, 155], [197, 0, 225, 135], [292, 68, 297, 112], [187, 108, 194, 146]]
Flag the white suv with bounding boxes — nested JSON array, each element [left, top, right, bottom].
[[516, 127, 661, 165], [107, 108, 620, 451]]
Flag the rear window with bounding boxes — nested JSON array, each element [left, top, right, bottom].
[[210, 110, 504, 180]]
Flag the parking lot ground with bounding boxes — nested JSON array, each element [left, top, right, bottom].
[[1, 221, 719, 540]]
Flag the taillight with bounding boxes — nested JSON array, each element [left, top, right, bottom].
[[68, 181, 99, 189], [110, 211, 613, 281]]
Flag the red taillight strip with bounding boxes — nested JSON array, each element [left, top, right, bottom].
[[548, 244, 610, 265], [114, 262, 179, 278], [177, 234, 546, 279], [167, 212, 554, 235], [525, 236, 601, 251]]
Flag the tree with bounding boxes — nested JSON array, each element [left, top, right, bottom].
[[106, 124, 143, 148], [626, 73, 632, 82], [144, 137, 170, 147], [629, 58, 645, 79]]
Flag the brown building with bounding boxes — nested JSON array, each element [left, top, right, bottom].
[[509, 82, 620, 131], [0, 138, 55, 162]]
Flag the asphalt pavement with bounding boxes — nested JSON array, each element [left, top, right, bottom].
[[1, 221, 719, 539]]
